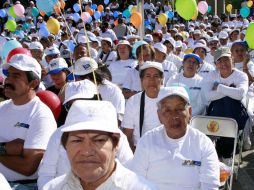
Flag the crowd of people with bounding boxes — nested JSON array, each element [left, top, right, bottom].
[[0, 0, 254, 190]]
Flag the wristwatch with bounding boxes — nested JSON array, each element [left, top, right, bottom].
[[0, 143, 6, 156]]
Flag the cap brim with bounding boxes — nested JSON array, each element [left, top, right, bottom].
[[215, 54, 231, 62], [184, 54, 202, 63], [61, 121, 121, 134], [48, 68, 66, 74]]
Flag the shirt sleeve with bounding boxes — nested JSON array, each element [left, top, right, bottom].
[[247, 60, 254, 77]]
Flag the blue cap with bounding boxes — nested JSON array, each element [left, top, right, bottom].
[[183, 53, 202, 64]]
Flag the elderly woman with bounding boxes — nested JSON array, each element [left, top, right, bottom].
[[108, 40, 137, 88], [42, 101, 157, 190], [205, 47, 249, 163], [166, 53, 207, 116], [129, 86, 220, 190]]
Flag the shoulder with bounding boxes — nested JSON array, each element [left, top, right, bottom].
[[233, 69, 248, 79], [42, 174, 67, 190], [0, 99, 12, 108]]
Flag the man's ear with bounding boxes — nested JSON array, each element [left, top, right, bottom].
[[29, 79, 40, 90]]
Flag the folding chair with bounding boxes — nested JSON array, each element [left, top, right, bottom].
[[190, 115, 238, 190]]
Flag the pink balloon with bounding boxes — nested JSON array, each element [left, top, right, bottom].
[[13, 4, 25, 17], [81, 12, 91, 22], [198, 1, 208, 15]]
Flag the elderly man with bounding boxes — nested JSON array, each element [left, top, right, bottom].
[[0, 54, 56, 189], [129, 86, 220, 190], [42, 100, 157, 190], [122, 61, 164, 151]]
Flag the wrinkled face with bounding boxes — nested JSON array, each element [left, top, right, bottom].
[[117, 44, 130, 60], [50, 71, 67, 87], [73, 46, 87, 61], [216, 56, 233, 78], [157, 96, 192, 139], [231, 44, 247, 63], [4, 67, 31, 100], [141, 68, 163, 97], [66, 131, 117, 183], [183, 57, 199, 77]]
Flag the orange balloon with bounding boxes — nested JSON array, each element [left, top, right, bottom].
[[114, 19, 118, 26], [40, 11, 45, 16], [87, 8, 94, 16], [60, 0, 66, 9], [97, 5, 104, 12], [130, 12, 142, 28], [54, 4, 61, 14]]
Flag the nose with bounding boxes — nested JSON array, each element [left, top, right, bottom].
[[79, 141, 95, 156]]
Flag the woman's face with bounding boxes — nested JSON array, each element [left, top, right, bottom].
[[50, 71, 67, 87], [117, 44, 130, 60]]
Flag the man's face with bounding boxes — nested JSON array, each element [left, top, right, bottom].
[[45, 54, 59, 64], [66, 131, 117, 183], [154, 49, 166, 62], [73, 46, 87, 61], [157, 96, 192, 139], [4, 67, 31, 100], [216, 56, 233, 78], [231, 44, 247, 63], [209, 40, 219, 52], [30, 49, 43, 61], [141, 68, 163, 97], [183, 57, 199, 77]]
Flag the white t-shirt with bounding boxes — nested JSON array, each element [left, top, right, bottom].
[[99, 80, 125, 120], [38, 128, 133, 190], [166, 53, 183, 72], [122, 92, 161, 145], [0, 97, 57, 181], [205, 53, 215, 66], [204, 69, 249, 103], [42, 160, 158, 190], [166, 73, 207, 116], [100, 29, 118, 42], [162, 60, 178, 84], [198, 61, 215, 78], [235, 60, 254, 78], [128, 126, 220, 190], [97, 50, 117, 66], [122, 67, 142, 92], [0, 173, 11, 190], [108, 59, 138, 88]]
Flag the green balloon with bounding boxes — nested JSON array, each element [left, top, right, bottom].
[[246, 23, 254, 49], [176, 0, 197, 20], [6, 20, 17, 32], [9, 6, 17, 18]]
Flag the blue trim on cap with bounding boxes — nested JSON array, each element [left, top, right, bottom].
[[232, 41, 248, 48], [2, 69, 8, 77], [183, 53, 202, 63], [48, 68, 66, 74]]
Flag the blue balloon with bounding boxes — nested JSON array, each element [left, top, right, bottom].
[[36, 0, 56, 14], [132, 41, 148, 58], [87, 16, 93, 23], [40, 22, 47, 29], [144, 20, 150, 26], [113, 11, 119, 18], [123, 9, 131, 18], [1, 40, 22, 60], [100, 11, 105, 17], [240, 6, 250, 18], [72, 13, 81, 22], [91, 4, 97, 10], [168, 11, 174, 19], [67, 40, 76, 53], [73, 3, 81, 12], [22, 23, 30, 30], [0, 9, 7, 18], [208, 5, 212, 13], [39, 27, 50, 38], [104, 0, 109, 5], [94, 11, 101, 20]]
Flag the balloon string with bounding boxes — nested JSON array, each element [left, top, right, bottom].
[[78, 0, 100, 101]]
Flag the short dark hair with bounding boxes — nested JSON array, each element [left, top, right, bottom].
[[61, 132, 120, 149], [25, 71, 40, 90]]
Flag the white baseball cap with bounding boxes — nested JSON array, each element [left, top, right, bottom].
[[2, 54, 41, 79], [63, 79, 97, 104], [144, 34, 153, 43], [101, 37, 113, 47], [153, 43, 167, 55], [77, 35, 91, 44], [140, 61, 164, 73], [116, 40, 131, 48], [164, 37, 175, 48], [193, 43, 210, 53], [45, 46, 60, 56], [29, 42, 44, 51], [61, 100, 120, 134], [48, 58, 68, 74], [175, 40, 182, 48], [157, 86, 190, 104], [194, 30, 201, 35], [218, 31, 229, 39], [71, 57, 98, 76]]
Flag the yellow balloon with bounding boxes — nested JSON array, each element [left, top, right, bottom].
[[226, 4, 232, 12], [130, 12, 142, 28], [247, 1, 253, 7], [184, 48, 193, 54], [158, 13, 168, 26], [47, 18, 60, 35], [131, 6, 137, 13], [192, 6, 198, 20]]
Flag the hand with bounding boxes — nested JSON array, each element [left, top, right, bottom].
[[5, 139, 24, 156]]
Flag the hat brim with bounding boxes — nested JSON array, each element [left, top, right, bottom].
[[48, 68, 67, 75], [184, 54, 202, 63], [215, 53, 231, 63], [61, 121, 121, 134]]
